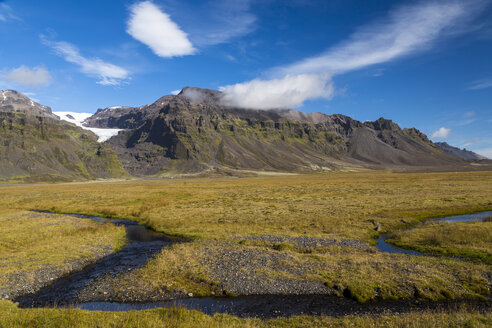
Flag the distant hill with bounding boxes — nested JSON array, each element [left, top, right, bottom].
[[434, 142, 487, 161], [0, 90, 128, 182], [84, 87, 476, 177]]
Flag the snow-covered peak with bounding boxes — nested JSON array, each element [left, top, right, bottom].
[[55, 111, 92, 126], [54, 111, 123, 142]]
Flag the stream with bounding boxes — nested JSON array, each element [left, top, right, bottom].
[[376, 211, 492, 255], [16, 210, 492, 318], [17, 212, 173, 307]]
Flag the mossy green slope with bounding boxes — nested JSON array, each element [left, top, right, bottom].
[[90, 87, 476, 176], [0, 111, 128, 182]]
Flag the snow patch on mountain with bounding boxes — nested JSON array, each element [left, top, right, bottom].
[[55, 111, 122, 142]]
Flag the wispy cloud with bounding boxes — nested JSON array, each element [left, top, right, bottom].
[[221, 1, 484, 110], [127, 1, 195, 58], [462, 137, 482, 147], [220, 74, 333, 110], [274, 0, 483, 77], [41, 36, 130, 86], [0, 3, 20, 22], [190, 0, 256, 47], [431, 127, 451, 139], [467, 77, 492, 90], [6, 66, 52, 86]]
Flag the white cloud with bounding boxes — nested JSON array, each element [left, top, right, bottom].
[[219, 74, 333, 110], [6, 66, 52, 86], [467, 77, 492, 90], [127, 1, 195, 58], [220, 1, 483, 110], [274, 0, 481, 76], [431, 127, 451, 139], [41, 37, 129, 86], [170, 89, 181, 95]]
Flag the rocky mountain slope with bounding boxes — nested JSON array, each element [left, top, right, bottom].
[[84, 87, 476, 177], [0, 90, 128, 182], [1, 88, 485, 182], [435, 142, 486, 161]]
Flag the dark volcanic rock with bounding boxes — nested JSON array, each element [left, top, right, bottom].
[[84, 87, 470, 176]]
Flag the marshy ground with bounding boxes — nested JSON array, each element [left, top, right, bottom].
[[0, 171, 491, 326]]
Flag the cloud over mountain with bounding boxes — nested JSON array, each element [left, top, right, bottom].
[[220, 74, 333, 110], [220, 1, 485, 110]]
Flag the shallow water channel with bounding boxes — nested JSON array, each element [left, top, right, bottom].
[[376, 211, 492, 255], [17, 212, 173, 307], [16, 211, 492, 318]]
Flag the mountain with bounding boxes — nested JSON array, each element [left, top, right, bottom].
[[84, 87, 474, 177], [0, 90, 128, 182], [434, 142, 487, 160]]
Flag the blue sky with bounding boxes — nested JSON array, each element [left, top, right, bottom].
[[0, 0, 491, 157]]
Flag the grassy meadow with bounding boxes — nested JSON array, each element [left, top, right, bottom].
[[0, 170, 491, 326], [0, 211, 126, 281], [388, 221, 492, 264], [1, 171, 491, 242], [0, 300, 491, 328]]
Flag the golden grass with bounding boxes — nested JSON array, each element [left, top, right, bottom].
[[0, 300, 491, 328], [0, 171, 491, 243], [389, 221, 492, 264], [0, 211, 126, 282], [0, 171, 491, 325]]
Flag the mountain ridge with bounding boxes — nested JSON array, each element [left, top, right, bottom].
[[85, 87, 486, 176], [1, 88, 488, 182], [435, 142, 487, 161]]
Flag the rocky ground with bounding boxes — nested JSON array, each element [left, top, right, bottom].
[[238, 235, 371, 250], [0, 246, 114, 301], [71, 237, 372, 303]]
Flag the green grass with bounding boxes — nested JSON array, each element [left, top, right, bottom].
[[0, 171, 491, 243], [388, 221, 492, 264]]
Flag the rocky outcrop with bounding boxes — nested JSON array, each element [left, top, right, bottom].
[[86, 87, 469, 176], [0, 90, 128, 182]]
